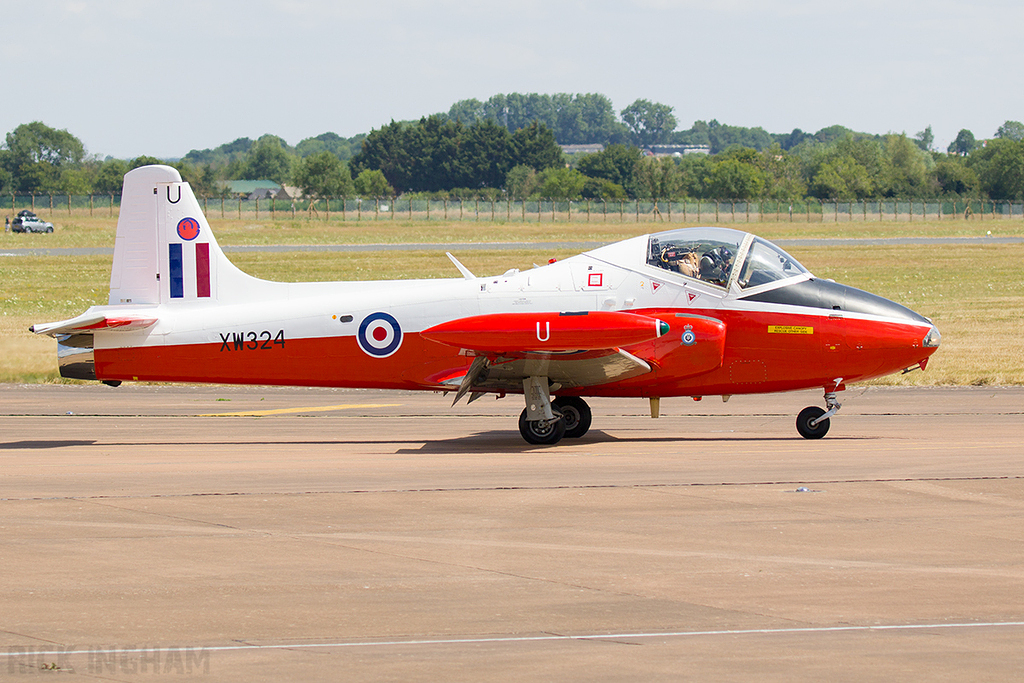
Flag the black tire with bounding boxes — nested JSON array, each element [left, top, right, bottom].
[[552, 396, 592, 438], [45, 226, 53, 233], [518, 408, 566, 445], [796, 406, 830, 439]]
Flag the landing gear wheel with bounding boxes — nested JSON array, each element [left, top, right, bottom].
[[552, 397, 592, 438], [518, 408, 566, 445], [796, 406, 830, 439]]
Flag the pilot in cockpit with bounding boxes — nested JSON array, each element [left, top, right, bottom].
[[659, 246, 699, 278], [699, 246, 733, 287]]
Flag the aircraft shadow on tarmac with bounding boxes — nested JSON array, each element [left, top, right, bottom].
[[395, 430, 873, 454], [1, 440, 98, 450], [0, 432, 871, 454]]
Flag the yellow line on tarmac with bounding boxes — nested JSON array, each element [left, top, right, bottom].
[[200, 403, 402, 417]]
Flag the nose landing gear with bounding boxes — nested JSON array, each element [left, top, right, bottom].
[[797, 381, 843, 439]]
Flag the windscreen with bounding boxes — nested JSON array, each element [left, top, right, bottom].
[[737, 238, 809, 290]]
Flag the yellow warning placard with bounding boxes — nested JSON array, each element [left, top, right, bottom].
[[768, 325, 814, 335]]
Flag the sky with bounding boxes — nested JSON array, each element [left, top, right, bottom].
[[2, 0, 1021, 159]]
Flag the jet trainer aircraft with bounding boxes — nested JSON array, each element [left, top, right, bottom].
[[33, 165, 941, 445]]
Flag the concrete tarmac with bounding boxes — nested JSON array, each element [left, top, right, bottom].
[[1, 384, 1022, 681]]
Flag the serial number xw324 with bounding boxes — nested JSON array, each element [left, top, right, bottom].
[[219, 330, 286, 351]]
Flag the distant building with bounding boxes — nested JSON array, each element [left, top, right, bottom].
[[647, 144, 711, 157], [248, 188, 276, 201], [218, 180, 282, 198], [560, 144, 605, 156], [275, 185, 303, 201]]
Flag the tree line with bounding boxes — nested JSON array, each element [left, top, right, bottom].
[[3, 93, 1024, 202]]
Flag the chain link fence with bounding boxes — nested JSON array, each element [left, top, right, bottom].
[[3, 194, 1024, 223]]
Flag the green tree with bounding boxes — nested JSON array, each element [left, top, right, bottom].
[[575, 144, 642, 194], [15, 161, 60, 193], [57, 167, 92, 194], [677, 154, 713, 198], [5, 121, 85, 167], [350, 120, 415, 192], [295, 132, 364, 161], [760, 144, 807, 199], [93, 159, 128, 194], [536, 167, 586, 199], [129, 156, 163, 170], [459, 120, 514, 189], [353, 169, 393, 197], [705, 156, 766, 199], [240, 135, 294, 184], [446, 98, 488, 125], [690, 120, 774, 154], [813, 125, 857, 144], [620, 99, 677, 147], [880, 134, 933, 197], [184, 137, 252, 167], [947, 129, 979, 156], [175, 161, 221, 197], [450, 92, 629, 145], [3, 122, 86, 192], [505, 164, 538, 199], [805, 135, 883, 199], [293, 151, 354, 198], [809, 158, 872, 199], [995, 120, 1024, 141], [633, 156, 683, 199], [509, 122, 563, 173], [914, 125, 934, 151], [970, 138, 1024, 199], [934, 157, 979, 196], [581, 177, 628, 200]]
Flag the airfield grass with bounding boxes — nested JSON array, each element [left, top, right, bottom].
[[1, 213, 1021, 250], [3, 223, 1022, 386]]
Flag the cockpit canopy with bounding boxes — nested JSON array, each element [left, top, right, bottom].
[[647, 227, 809, 290]]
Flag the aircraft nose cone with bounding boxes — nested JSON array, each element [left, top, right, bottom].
[[923, 325, 941, 348]]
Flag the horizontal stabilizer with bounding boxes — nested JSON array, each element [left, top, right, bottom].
[[30, 312, 158, 337]]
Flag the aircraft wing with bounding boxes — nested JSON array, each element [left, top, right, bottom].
[[421, 311, 667, 398], [30, 311, 158, 337], [474, 349, 652, 389]]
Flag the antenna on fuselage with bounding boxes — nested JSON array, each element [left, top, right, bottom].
[[446, 252, 476, 280]]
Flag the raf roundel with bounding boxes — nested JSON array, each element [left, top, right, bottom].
[[357, 312, 403, 358], [177, 217, 201, 241]]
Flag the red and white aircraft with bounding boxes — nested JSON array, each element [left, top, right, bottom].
[[33, 165, 940, 444]]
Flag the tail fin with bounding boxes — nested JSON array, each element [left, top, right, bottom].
[[109, 164, 254, 305]]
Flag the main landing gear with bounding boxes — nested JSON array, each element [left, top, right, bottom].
[[518, 376, 592, 445], [796, 383, 843, 439]]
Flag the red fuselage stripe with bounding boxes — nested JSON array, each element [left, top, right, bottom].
[[94, 308, 936, 398]]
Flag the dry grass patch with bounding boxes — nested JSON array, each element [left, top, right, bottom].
[[3, 243, 1021, 386]]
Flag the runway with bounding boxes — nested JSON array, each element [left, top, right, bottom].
[[2, 384, 1023, 680]]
